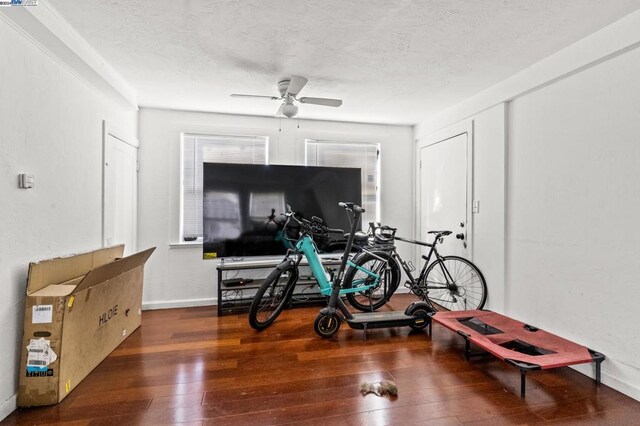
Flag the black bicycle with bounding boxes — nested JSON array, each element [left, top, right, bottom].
[[348, 223, 487, 311]]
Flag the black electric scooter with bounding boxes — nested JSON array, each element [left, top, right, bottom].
[[313, 202, 435, 339]]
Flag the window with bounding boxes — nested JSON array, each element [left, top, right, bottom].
[[305, 140, 380, 226], [181, 133, 268, 241]]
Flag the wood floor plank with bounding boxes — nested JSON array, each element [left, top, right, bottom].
[[459, 408, 544, 425], [110, 338, 241, 356], [6, 294, 640, 425]]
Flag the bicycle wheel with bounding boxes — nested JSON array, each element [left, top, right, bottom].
[[248, 263, 298, 330], [421, 256, 487, 311], [344, 251, 400, 312]]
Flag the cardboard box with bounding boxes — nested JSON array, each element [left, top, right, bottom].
[[17, 245, 155, 407]]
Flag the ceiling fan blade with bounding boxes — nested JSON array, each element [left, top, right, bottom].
[[298, 97, 342, 107], [286, 75, 308, 96], [275, 103, 285, 117], [231, 94, 280, 100]]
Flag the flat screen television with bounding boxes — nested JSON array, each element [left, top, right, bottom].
[[202, 163, 362, 258]]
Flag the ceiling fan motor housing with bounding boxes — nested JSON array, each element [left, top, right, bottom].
[[277, 79, 290, 96]]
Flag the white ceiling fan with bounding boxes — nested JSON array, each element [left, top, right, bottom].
[[231, 75, 342, 118]]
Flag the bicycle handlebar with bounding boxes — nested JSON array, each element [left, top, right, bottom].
[[367, 221, 397, 244], [283, 210, 342, 237], [370, 222, 397, 233]]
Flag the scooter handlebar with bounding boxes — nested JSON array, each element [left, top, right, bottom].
[[338, 201, 366, 214]]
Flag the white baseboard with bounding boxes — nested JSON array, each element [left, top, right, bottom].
[[571, 363, 640, 402], [142, 297, 217, 310], [0, 393, 17, 422], [601, 371, 640, 402]]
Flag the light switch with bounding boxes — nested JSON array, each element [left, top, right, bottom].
[[472, 200, 480, 213], [18, 174, 34, 189]]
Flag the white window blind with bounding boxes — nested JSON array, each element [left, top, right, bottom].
[[182, 134, 268, 241], [306, 140, 380, 226]]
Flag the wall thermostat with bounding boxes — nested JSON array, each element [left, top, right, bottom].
[[19, 174, 35, 189]]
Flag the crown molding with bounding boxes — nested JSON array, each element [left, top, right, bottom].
[[0, 0, 138, 110]]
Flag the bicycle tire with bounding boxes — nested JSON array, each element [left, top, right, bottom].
[[343, 251, 400, 312], [420, 256, 487, 311], [248, 263, 298, 330]]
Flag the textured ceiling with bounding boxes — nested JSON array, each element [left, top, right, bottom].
[[49, 0, 640, 125]]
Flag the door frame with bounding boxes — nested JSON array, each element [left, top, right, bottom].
[[415, 120, 474, 260], [102, 120, 139, 251]]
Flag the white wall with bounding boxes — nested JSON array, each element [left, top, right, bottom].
[[414, 13, 640, 400], [138, 108, 414, 309], [507, 46, 640, 397], [0, 20, 137, 419]]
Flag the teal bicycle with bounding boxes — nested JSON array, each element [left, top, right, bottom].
[[248, 207, 397, 330]]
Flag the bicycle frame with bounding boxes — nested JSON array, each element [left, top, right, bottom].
[[395, 236, 438, 285], [294, 234, 382, 297], [393, 235, 460, 297]]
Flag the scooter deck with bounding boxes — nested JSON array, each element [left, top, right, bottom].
[[347, 311, 417, 329]]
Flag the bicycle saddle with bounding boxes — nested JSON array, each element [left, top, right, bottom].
[[428, 230, 452, 236]]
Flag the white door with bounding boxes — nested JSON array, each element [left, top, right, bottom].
[[103, 126, 138, 256], [419, 133, 469, 259]]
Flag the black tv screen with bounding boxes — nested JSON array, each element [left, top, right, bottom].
[[202, 163, 362, 258]]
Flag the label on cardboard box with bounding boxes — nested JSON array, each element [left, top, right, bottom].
[[25, 368, 53, 377], [26, 338, 57, 371], [32, 305, 53, 324]]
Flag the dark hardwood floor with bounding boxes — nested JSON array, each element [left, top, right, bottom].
[[5, 294, 640, 425]]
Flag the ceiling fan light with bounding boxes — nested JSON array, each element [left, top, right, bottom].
[[282, 102, 298, 118]]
